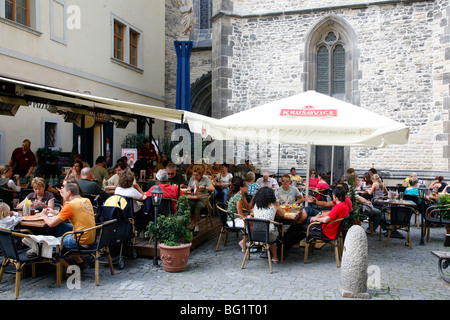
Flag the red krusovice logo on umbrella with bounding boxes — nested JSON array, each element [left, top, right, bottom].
[[280, 105, 338, 117]]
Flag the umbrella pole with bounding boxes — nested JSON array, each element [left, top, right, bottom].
[[305, 142, 311, 207], [277, 144, 280, 181], [178, 114, 185, 198], [331, 146, 335, 185]]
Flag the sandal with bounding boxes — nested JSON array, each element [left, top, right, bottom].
[[272, 258, 279, 264]]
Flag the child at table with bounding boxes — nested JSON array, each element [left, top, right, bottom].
[[0, 203, 22, 230]]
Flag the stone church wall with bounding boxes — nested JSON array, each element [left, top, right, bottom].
[[212, 0, 450, 177], [165, 0, 450, 179]]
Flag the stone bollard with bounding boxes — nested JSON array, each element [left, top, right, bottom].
[[338, 225, 371, 299]]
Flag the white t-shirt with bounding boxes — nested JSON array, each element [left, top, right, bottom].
[[115, 187, 143, 212], [216, 173, 233, 185], [277, 186, 300, 204]]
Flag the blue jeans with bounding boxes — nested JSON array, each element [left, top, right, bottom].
[[215, 187, 230, 203], [53, 222, 75, 250], [58, 234, 78, 249]]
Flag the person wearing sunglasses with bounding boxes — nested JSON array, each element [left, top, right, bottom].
[[277, 174, 305, 206]]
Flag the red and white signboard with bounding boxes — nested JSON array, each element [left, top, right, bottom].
[[280, 106, 337, 117]]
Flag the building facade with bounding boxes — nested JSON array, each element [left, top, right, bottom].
[[166, 0, 450, 181], [0, 0, 166, 167]]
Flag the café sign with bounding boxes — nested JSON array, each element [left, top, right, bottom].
[[280, 105, 337, 118]]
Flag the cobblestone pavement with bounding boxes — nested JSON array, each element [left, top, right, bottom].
[[0, 221, 448, 302]]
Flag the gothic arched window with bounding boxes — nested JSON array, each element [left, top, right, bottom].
[[316, 32, 346, 97], [304, 17, 359, 104]]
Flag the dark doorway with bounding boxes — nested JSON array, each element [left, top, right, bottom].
[[191, 71, 211, 117], [315, 146, 345, 183]]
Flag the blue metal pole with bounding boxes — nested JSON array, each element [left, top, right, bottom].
[[174, 40, 193, 112]]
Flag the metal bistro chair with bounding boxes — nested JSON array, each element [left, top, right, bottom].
[[424, 205, 450, 242], [215, 202, 245, 251], [0, 228, 61, 299], [379, 205, 415, 248], [60, 219, 117, 286], [402, 194, 421, 228], [304, 216, 349, 268], [241, 218, 284, 274]]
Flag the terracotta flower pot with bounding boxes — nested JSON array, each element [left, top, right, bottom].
[[158, 243, 192, 272]]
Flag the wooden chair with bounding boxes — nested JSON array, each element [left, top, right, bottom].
[[241, 218, 284, 273], [304, 216, 349, 268], [215, 203, 245, 251], [0, 228, 61, 299], [379, 205, 414, 248], [424, 205, 450, 242], [60, 219, 117, 286]]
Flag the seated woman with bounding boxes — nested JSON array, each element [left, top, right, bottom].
[[0, 164, 21, 192], [404, 177, 421, 203], [429, 176, 446, 193], [366, 174, 388, 207], [187, 165, 215, 234], [309, 169, 319, 189], [17, 177, 55, 211], [245, 171, 259, 201], [314, 172, 329, 201], [226, 176, 250, 250], [65, 161, 83, 181], [33, 168, 61, 201], [251, 187, 287, 264], [115, 170, 146, 213], [215, 164, 233, 203]]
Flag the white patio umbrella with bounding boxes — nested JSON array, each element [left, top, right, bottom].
[[184, 90, 410, 194]]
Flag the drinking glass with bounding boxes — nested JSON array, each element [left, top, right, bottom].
[[13, 198, 20, 210]]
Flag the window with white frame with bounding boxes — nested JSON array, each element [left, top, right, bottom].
[[112, 15, 143, 71], [1, 0, 39, 31]]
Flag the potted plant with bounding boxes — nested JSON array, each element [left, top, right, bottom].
[[146, 195, 193, 272], [437, 194, 450, 234]]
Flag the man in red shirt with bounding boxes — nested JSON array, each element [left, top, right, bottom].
[[9, 139, 37, 178], [284, 186, 349, 248], [308, 187, 349, 240], [146, 169, 184, 213]]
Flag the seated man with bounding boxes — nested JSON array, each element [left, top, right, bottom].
[[277, 174, 305, 206], [146, 169, 184, 213], [91, 156, 110, 187], [306, 186, 349, 240], [256, 172, 279, 191], [77, 167, 110, 203], [166, 162, 188, 187], [284, 186, 349, 249], [41, 183, 96, 271]]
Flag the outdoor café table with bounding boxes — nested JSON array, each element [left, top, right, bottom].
[[276, 205, 302, 225], [376, 199, 417, 207], [186, 193, 209, 201]]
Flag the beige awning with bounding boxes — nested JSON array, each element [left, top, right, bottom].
[[0, 76, 185, 124]]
